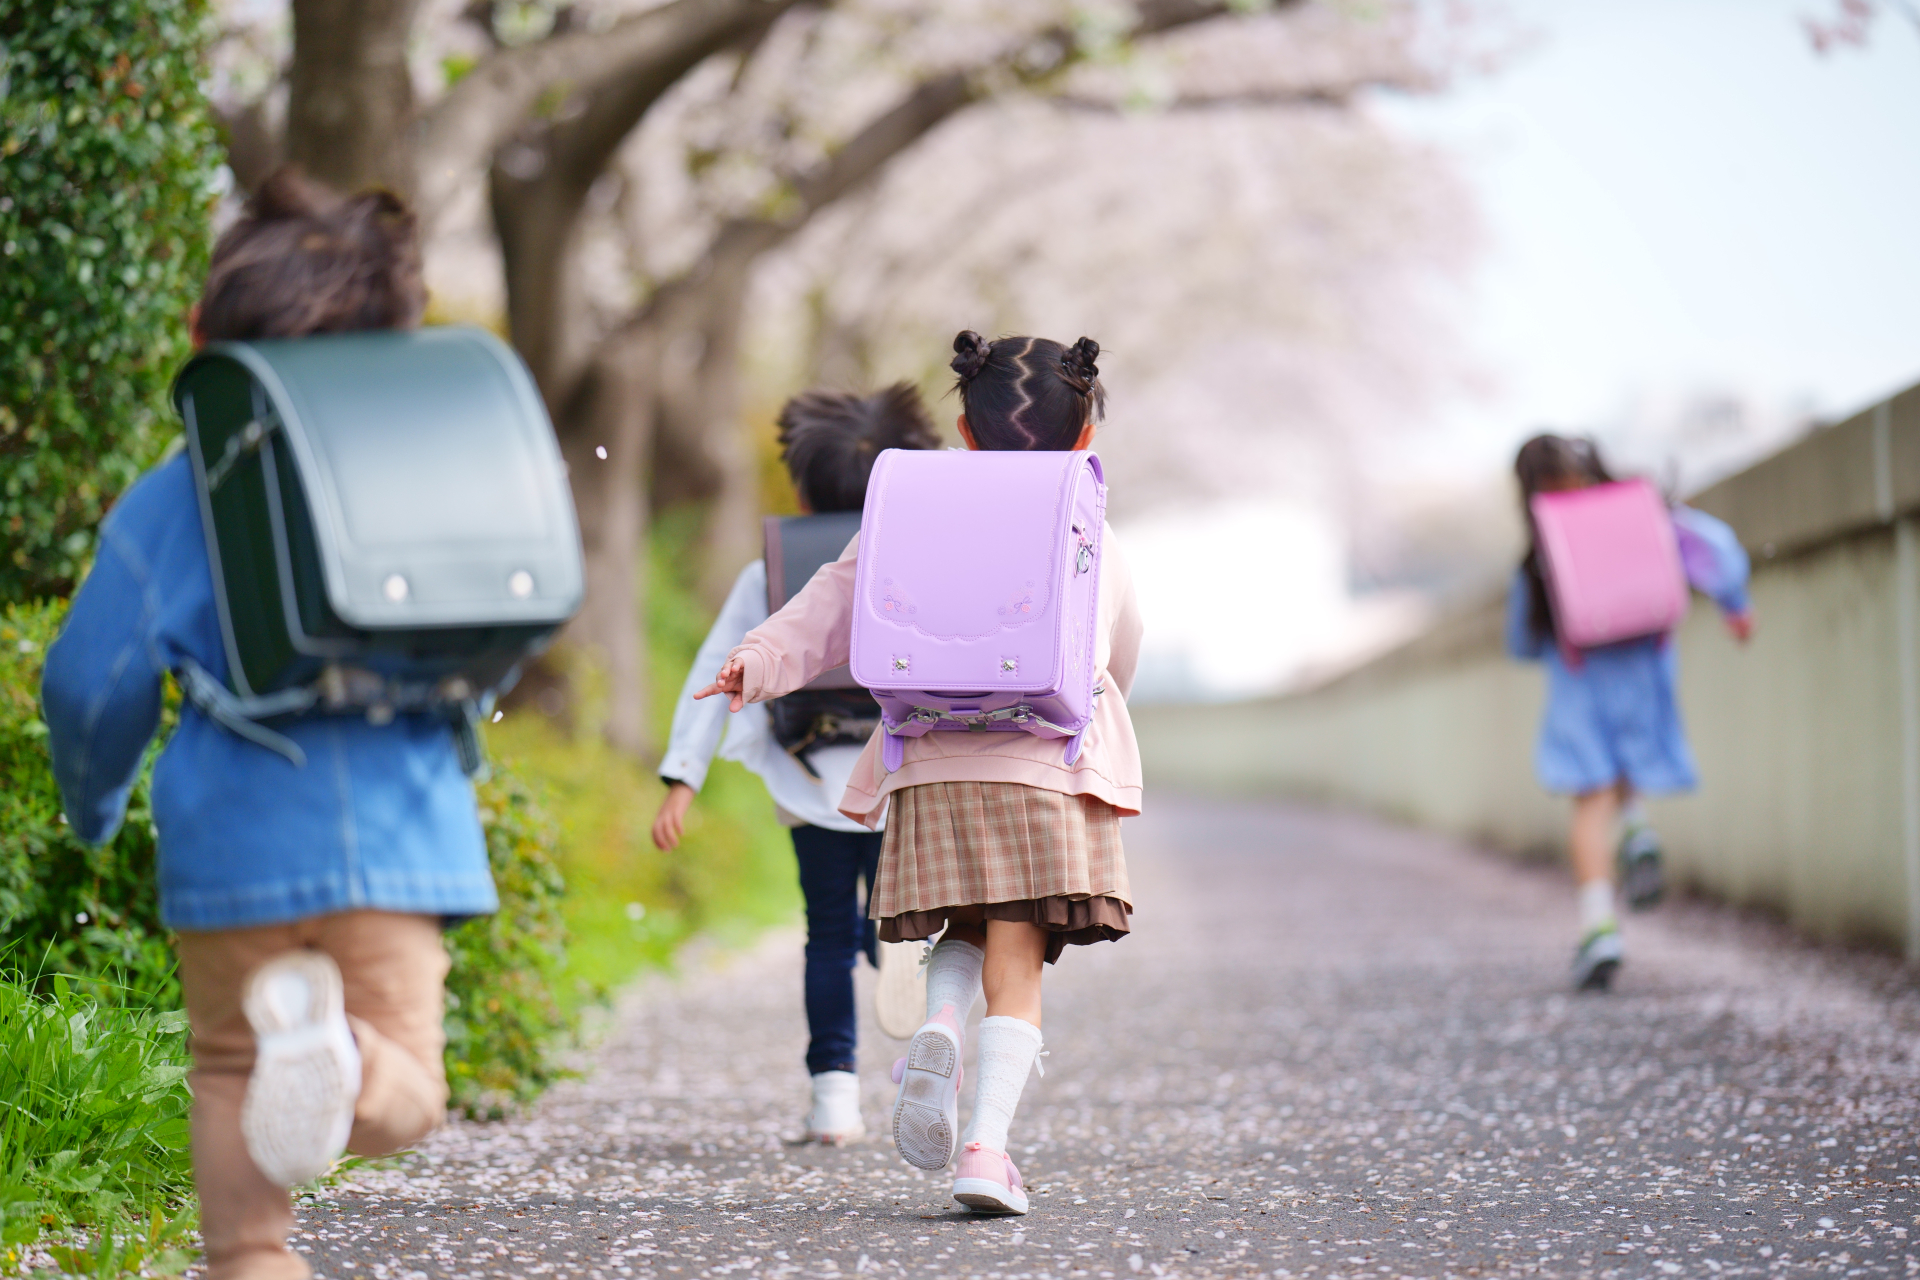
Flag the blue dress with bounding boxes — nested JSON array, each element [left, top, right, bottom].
[[1506, 506, 1750, 798]]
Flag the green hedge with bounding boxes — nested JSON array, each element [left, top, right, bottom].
[[0, 0, 222, 604], [0, 602, 175, 1011], [0, 599, 575, 1121]]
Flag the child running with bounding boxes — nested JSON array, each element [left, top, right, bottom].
[[652, 383, 939, 1144], [42, 170, 496, 1280], [698, 331, 1144, 1216], [1508, 433, 1752, 991]]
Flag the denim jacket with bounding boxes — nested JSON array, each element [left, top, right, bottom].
[[40, 453, 497, 931]]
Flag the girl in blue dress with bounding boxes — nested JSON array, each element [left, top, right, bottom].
[[1508, 435, 1753, 990]]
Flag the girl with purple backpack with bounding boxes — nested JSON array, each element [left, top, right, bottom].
[[1510, 434, 1752, 992], [698, 331, 1144, 1215]]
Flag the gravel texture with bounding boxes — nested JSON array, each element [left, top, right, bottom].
[[292, 796, 1920, 1278]]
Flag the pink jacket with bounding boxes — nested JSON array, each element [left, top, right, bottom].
[[726, 526, 1145, 828]]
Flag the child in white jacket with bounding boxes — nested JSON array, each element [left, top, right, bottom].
[[652, 385, 939, 1142]]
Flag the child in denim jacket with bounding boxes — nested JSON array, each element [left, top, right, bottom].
[[42, 170, 494, 1280]]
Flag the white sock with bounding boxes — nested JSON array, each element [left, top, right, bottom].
[[1621, 798, 1649, 834], [924, 938, 984, 1021], [1578, 879, 1617, 935], [961, 1015, 1043, 1154]]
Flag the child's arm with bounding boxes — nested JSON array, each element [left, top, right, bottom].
[[40, 528, 167, 846], [1673, 506, 1754, 640], [653, 562, 768, 850], [700, 535, 858, 710]]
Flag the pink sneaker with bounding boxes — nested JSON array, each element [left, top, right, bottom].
[[951, 1142, 1029, 1215], [889, 1003, 964, 1170]]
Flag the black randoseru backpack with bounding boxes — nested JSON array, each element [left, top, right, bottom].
[[171, 326, 585, 774], [762, 511, 880, 772]]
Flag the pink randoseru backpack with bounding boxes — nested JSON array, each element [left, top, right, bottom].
[[851, 448, 1107, 772], [1530, 477, 1689, 651]]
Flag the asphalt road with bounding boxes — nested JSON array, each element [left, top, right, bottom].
[[296, 796, 1920, 1279]]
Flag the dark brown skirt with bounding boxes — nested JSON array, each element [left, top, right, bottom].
[[877, 895, 1131, 965]]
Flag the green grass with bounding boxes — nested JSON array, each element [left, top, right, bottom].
[[0, 973, 196, 1272], [486, 713, 800, 1007]]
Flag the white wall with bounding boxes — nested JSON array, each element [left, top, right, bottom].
[[1135, 386, 1920, 952]]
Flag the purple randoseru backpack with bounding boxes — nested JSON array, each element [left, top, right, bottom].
[[850, 448, 1108, 772]]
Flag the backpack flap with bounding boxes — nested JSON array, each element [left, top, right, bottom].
[[1530, 478, 1688, 651], [175, 327, 584, 701], [850, 449, 1106, 765], [763, 512, 877, 746]]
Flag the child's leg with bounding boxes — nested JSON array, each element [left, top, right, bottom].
[[889, 917, 987, 1169], [1571, 786, 1621, 902], [963, 919, 1047, 1149], [923, 927, 985, 1023], [1616, 782, 1666, 909], [791, 825, 867, 1075], [313, 911, 450, 1155], [1570, 784, 1628, 988], [177, 924, 309, 1280]]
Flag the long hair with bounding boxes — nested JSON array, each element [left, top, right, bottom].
[[1515, 433, 1614, 642]]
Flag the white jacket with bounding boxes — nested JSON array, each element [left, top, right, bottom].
[[657, 560, 877, 832]]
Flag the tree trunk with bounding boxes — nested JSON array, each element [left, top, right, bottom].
[[647, 232, 781, 607], [286, 0, 424, 195], [555, 334, 658, 757], [486, 11, 791, 753]]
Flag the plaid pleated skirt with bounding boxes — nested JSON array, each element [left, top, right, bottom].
[[871, 781, 1132, 964]]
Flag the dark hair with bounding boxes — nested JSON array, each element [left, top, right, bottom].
[[1515, 432, 1616, 643], [777, 382, 940, 513], [949, 330, 1106, 451], [196, 166, 426, 342]]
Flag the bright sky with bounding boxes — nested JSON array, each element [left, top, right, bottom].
[[1126, 0, 1920, 701], [1381, 0, 1920, 476]]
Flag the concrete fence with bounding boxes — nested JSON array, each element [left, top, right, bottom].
[[1135, 379, 1920, 955]]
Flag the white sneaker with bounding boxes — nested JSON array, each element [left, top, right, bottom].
[[873, 940, 928, 1041], [240, 950, 361, 1187], [805, 1070, 866, 1145]]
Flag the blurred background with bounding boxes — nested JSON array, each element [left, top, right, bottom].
[[200, 0, 1920, 712], [4, 0, 1920, 1190]]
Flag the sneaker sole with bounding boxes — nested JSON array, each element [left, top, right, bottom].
[[953, 1179, 1029, 1215], [891, 1024, 961, 1170], [240, 953, 359, 1187]]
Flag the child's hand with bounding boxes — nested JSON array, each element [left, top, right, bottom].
[[1726, 610, 1754, 644], [692, 657, 748, 713], [651, 781, 696, 851]]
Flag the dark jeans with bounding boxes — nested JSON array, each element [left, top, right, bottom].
[[790, 824, 883, 1075]]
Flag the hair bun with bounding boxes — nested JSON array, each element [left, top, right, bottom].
[[1061, 336, 1100, 385], [950, 330, 991, 381]]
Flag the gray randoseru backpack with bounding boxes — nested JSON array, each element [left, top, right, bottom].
[[170, 326, 585, 773], [761, 511, 879, 768]]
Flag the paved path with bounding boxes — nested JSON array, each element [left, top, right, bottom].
[[299, 797, 1920, 1279]]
